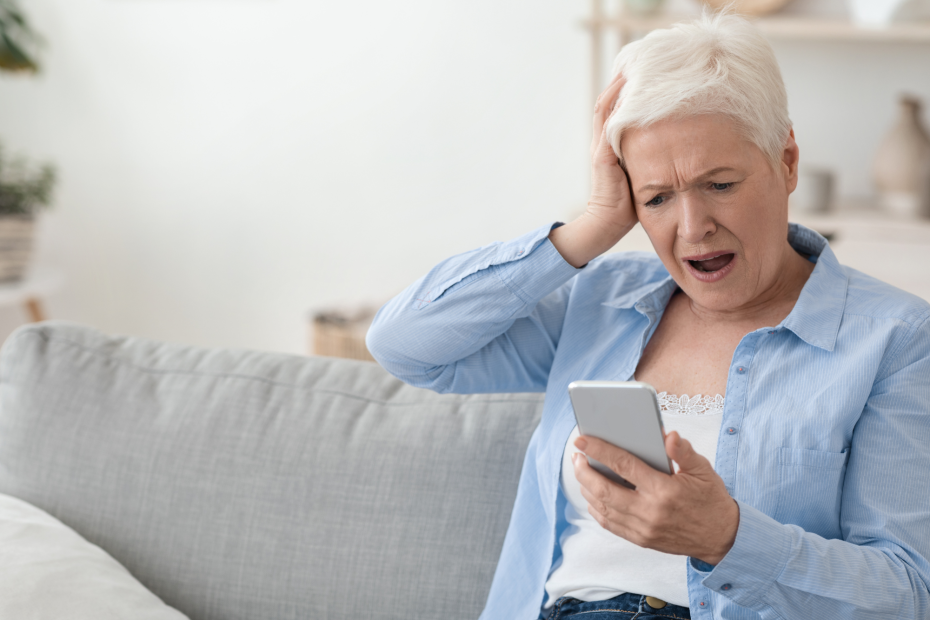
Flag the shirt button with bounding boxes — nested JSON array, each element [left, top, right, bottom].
[[699, 601, 706, 607], [727, 427, 737, 435], [768, 330, 775, 335], [736, 366, 746, 374], [721, 583, 732, 591], [517, 249, 524, 255]]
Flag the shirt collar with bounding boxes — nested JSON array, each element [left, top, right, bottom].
[[601, 276, 678, 314], [601, 223, 847, 351], [781, 222, 848, 352]]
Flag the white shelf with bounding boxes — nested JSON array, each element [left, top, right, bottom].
[[0, 269, 62, 307], [791, 208, 930, 242], [584, 14, 930, 43], [794, 211, 930, 303]]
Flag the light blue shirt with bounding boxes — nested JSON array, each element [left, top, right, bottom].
[[366, 222, 930, 620]]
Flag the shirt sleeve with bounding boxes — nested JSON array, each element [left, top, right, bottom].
[[691, 312, 930, 619], [365, 222, 583, 394]]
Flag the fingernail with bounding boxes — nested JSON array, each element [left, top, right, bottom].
[[574, 437, 587, 451], [571, 453, 579, 465]]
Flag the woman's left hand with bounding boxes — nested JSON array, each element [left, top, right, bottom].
[[573, 431, 739, 565]]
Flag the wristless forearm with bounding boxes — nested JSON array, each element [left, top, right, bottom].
[[548, 211, 635, 268]]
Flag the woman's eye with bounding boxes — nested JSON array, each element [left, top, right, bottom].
[[645, 195, 665, 207], [711, 182, 733, 191]]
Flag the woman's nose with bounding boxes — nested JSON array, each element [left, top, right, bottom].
[[677, 195, 716, 244]]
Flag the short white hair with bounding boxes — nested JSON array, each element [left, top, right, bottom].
[[606, 11, 791, 170]]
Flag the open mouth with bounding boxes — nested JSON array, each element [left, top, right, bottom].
[[688, 253, 734, 273]]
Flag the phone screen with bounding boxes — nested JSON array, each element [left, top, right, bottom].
[[568, 380, 672, 489]]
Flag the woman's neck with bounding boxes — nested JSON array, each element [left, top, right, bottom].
[[685, 242, 815, 329]]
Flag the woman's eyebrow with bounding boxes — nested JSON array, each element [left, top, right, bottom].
[[635, 166, 738, 193]]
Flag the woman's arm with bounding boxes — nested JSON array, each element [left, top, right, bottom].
[[695, 312, 930, 619], [366, 223, 582, 394], [368, 72, 638, 394]]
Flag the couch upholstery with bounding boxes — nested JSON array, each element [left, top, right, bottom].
[[0, 323, 544, 620]]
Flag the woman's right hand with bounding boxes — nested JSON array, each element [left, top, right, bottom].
[[549, 73, 637, 268]]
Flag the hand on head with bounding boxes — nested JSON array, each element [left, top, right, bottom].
[[589, 72, 634, 220], [547, 72, 637, 269]]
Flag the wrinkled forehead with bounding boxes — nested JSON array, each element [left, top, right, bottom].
[[620, 114, 766, 187]]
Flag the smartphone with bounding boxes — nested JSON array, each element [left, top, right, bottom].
[[567, 380, 672, 489]]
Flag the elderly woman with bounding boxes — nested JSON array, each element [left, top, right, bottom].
[[366, 12, 930, 620]]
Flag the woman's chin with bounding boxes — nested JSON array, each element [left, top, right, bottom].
[[674, 260, 751, 311]]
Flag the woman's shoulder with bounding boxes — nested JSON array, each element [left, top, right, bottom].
[[585, 250, 667, 276], [567, 251, 672, 306], [842, 265, 930, 327], [579, 251, 670, 288]]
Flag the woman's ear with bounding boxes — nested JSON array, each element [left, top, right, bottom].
[[782, 128, 800, 194]]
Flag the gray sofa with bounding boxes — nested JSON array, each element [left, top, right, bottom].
[[0, 322, 544, 619]]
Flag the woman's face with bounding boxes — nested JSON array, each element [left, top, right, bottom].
[[621, 114, 800, 313]]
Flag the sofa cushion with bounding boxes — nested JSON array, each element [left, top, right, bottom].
[[0, 323, 544, 620], [0, 492, 189, 619]]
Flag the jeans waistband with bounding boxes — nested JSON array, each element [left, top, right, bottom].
[[542, 593, 691, 620]]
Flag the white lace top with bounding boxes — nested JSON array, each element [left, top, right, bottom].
[[544, 391, 725, 609], [656, 392, 725, 416]]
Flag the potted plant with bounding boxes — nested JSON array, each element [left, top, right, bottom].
[[0, 0, 54, 282], [0, 0, 40, 72], [0, 144, 54, 281]]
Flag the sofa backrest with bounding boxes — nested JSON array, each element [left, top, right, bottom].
[[0, 323, 544, 620]]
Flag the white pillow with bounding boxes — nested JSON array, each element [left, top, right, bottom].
[[0, 492, 189, 620]]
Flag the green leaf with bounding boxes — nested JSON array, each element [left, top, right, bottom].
[[0, 0, 40, 72], [2, 8, 27, 29], [0, 142, 56, 215], [0, 28, 36, 71]]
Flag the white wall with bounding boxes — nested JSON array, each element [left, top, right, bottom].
[[0, 0, 928, 353]]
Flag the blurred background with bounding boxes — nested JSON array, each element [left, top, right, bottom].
[[0, 0, 928, 356]]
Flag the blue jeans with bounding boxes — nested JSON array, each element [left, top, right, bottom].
[[540, 593, 691, 620]]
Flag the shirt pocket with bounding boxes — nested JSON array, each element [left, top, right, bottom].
[[772, 446, 849, 539]]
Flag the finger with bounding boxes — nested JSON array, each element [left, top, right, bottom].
[[594, 71, 626, 113], [666, 431, 711, 475], [593, 74, 625, 116], [584, 502, 643, 546], [577, 473, 644, 542], [577, 473, 607, 516], [591, 80, 626, 156], [605, 73, 626, 113], [593, 75, 627, 128], [586, 502, 610, 530], [573, 451, 635, 498], [574, 455, 635, 521], [607, 69, 625, 87], [576, 435, 659, 489], [592, 124, 622, 167]]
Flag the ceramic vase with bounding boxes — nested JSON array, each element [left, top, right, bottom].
[[847, 0, 907, 26], [791, 166, 835, 214], [0, 215, 34, 282], [622, 0, 666, 17], [873, 96, 930, 219], [893, 0, 930, 22], [702, 0, 791, 16]]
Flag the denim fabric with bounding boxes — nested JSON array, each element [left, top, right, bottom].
[[540, 594, 691, 620]]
